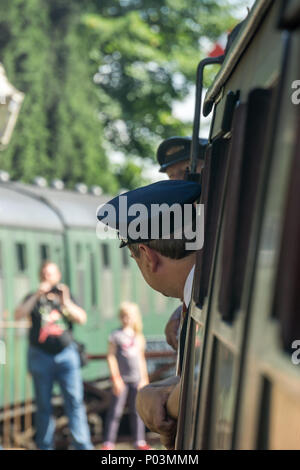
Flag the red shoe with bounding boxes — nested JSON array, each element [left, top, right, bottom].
[[135, 443, 152, 450], [101, 444, 115, 450]]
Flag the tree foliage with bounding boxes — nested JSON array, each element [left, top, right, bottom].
[[0, 0, 244, 192], [83, 0, 240, 162]]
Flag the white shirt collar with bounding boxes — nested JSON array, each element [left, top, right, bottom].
[[183, 265, 195, 308]]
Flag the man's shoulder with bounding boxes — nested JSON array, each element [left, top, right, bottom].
[[183, 265, 195, 308]]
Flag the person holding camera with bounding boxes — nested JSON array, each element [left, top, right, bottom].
[[15, 261, 93, 450]]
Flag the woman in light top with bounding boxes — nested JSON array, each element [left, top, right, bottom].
[[102, 301, 151, 450]]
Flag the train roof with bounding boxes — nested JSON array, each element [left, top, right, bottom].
[[203, 0, 273, 116], [0, 181, 111, 231], [0, 183, 63, 231]]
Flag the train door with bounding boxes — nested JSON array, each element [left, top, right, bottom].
[[234, 5, 300, 449], [177, 65, 279, 452]]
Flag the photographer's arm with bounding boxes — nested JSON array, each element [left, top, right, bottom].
[[15, 293, 39, 320], [14, 281, 52, 320], [59, 284, 87, 325]]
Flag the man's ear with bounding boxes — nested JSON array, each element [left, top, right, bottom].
[[138, 244, 160, 272]]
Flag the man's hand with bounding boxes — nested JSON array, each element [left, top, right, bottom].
[[37, 281, 52, 298], [136, 376, 180, 449], [57, 283, 71, 306], [164, 305, 182, 351]]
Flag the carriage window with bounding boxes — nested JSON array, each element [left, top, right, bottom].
[[76, 269, 85, 308], [40, 244, 50, 262], [16, 243, 27, 272], [195, 137, 230, 307], [122, 248, 129, 268], [14, 243, 30, 308], [74, 243, 85, 306], [54, 245, 63, 271], [76, 243, 82, 264], [90, 252, 97, 307], [100, 243, 114, 318], [218, 90, 273, 321], [206, 339, 236, 449], [178, 317, 205, 449], [271, 130, 300, 351], [101, 243, 110, 268]]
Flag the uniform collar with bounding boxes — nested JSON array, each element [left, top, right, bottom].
[[183, 265, 195, 308]]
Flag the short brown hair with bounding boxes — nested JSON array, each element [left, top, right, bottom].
[[128, 237, 195, 260]]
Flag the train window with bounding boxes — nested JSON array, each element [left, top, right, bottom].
[[55, 245, 63, 271], [175, 316, 205, 449], [206, 339, 236, 449], [76, 269, 85, 308], [101, 243, 110, 268], [90, 252, 97, 307], [271, 128, 300, 351], [74, 243, 85, 306], [40, 244, 50, 262], [194, 137, 230, 307], [99, 242, 113, 318], [15, 243, 27, 272], [121, 248, 129, 268], [218, 90, 273, 321], [186, 321, 205, 447], [76, 243, 82, 264]]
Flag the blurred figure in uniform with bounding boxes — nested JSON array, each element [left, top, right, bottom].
[[157, 136, 206, 180], [15, 261, 93, 450], [157, 136, 207, 352], [102, 301, 150, 450]]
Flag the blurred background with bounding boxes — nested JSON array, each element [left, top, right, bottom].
[[0, 0, 254, 191]]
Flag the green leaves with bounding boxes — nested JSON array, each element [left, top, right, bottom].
[[82, 0, 240, 174], [0, 0, 246, 192]]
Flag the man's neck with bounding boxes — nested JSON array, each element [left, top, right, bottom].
[[165, 253, 196, 300]]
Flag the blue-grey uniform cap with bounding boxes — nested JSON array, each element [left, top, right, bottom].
[[97, 180, 202, 247], [157, 136, 208, 173]]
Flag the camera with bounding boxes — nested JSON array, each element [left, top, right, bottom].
[[49, 285, 61, 295]]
